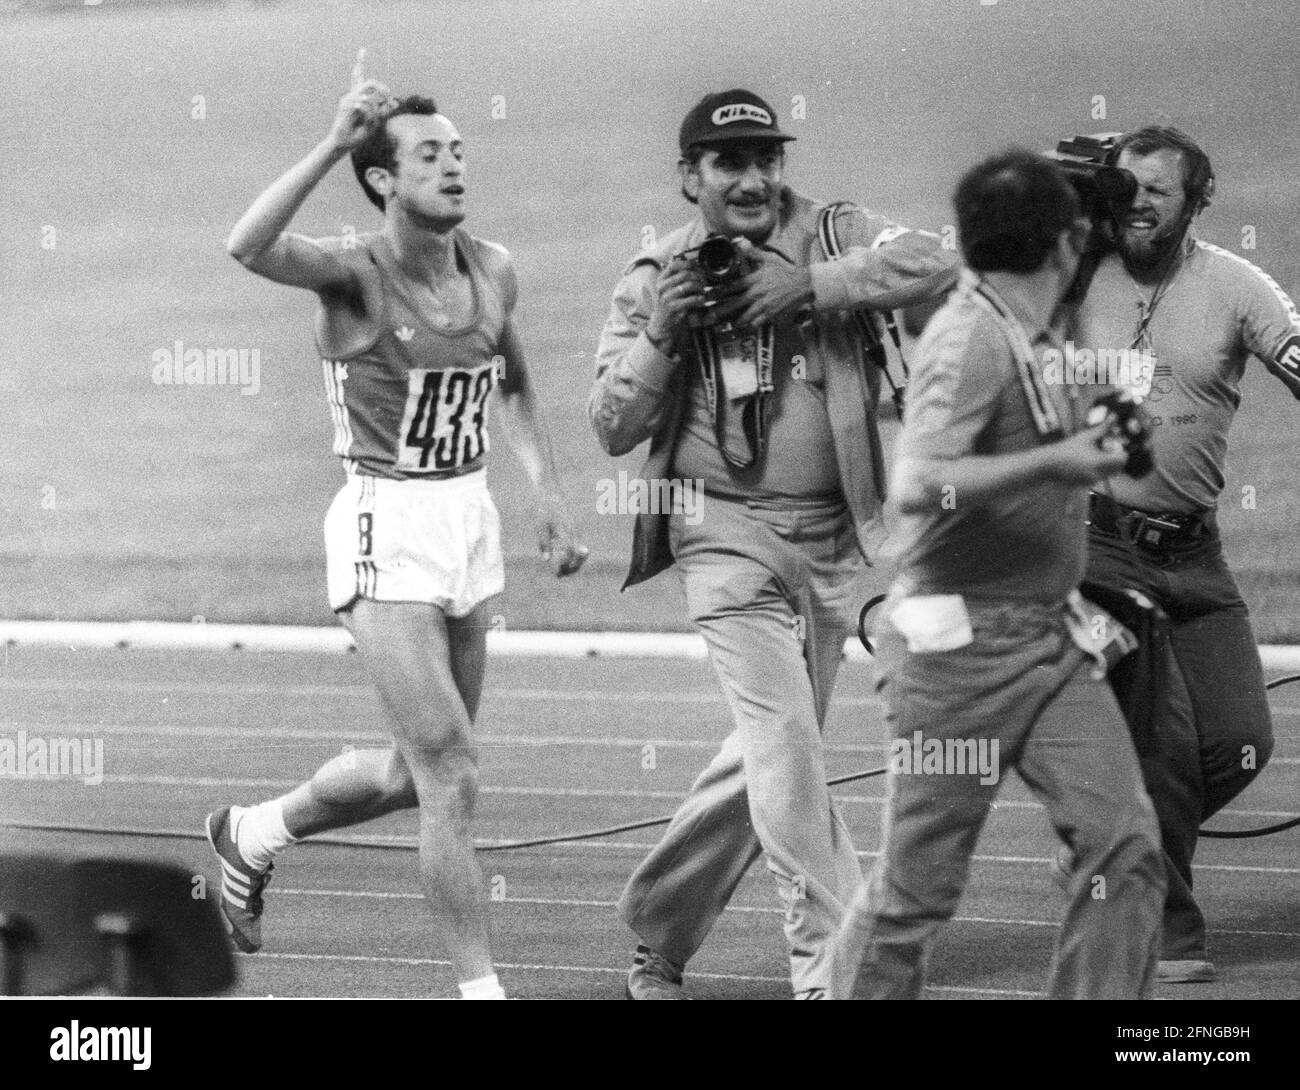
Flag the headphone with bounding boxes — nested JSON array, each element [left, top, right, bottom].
[[1184, 147, 1216, 214]]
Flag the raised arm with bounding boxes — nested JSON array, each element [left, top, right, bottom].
[[227, 62, 395, 293]]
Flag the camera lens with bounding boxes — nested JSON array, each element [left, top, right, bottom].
[[697, 235, 738, 281], [1095, 165, 1137, 206]]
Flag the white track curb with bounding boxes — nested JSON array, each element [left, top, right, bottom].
[[1, 621, 1299, 670]]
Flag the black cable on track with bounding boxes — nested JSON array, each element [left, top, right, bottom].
[[0, 679, 1292, 850], [1199, 674, 1300, 838]]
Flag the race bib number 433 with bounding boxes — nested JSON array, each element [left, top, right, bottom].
[[396, 365, 494, 471]]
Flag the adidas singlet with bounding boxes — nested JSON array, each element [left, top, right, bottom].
[[314, 230, 509, 480]]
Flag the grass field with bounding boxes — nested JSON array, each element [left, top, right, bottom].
[[3, 0, 1299, 633]]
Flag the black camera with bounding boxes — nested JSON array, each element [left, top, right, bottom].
[[684, 234, 746, 285], [1087, 389, 1155, 478], [677, 234, 754, 328]]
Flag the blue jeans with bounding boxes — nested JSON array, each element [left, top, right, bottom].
[[832, 599, 1165, 999], [1086, 522, 1274, 959]]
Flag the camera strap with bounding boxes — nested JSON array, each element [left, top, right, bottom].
[[817, 202, 909, 420], [692, 323, 776, 469], [967, 275, 1066, 440]]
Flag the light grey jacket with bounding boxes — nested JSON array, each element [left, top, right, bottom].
[[590, 188, 958, 588]]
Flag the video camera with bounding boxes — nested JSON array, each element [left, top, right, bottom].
[[1048, 133, 1139, 305], [1050, 133, 1138, 252], [1054, 134, 1137, 221]]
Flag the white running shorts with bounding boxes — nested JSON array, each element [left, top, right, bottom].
[[324, 470, 505, 617]]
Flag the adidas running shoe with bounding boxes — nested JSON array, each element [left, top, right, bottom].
[[206, 806, 273, 953]]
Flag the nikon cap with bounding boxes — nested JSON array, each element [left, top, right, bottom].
[[678, 89, 795, 154]]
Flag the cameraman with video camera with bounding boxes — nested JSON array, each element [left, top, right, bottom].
[[831, 148, 1166, 1001], [589, 89, 956, 999], [1067, 126, 1300, 984]]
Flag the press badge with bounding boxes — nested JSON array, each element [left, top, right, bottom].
[[718, 329, 760, 400], [889, 595, 974, 653], [1130, 348, 1157, 399]]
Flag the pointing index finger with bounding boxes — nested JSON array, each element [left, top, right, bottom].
[[350, 48, 366, 90]]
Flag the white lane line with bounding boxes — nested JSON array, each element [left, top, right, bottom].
[[252, 950, 786, 983], [268, 889, 1300, 940], [28, 774, 1298, 822], [5, 620, 1300, 677], [6, 724, 1295, 769], [265, 837, 1300, 876], [0, 677, 882, 709], [0, 721, 889, 753], [0, 679, 374, 698], [469, 847, 1300, 876], [274, 887, 1059, 925], [931, 985, 1040, 998], [4, 722, 1297, 768], [247, 950, 1036, 996]]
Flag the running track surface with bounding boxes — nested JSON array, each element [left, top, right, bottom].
[[1, 646, 1297, 1000]]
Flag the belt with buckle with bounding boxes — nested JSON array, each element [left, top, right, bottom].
[[1088, 492, 1209, 551]]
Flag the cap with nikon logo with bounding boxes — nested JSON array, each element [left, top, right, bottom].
[[678, 89, 795, 153]]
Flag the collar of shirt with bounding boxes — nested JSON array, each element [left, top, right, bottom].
[[959, 268, 1079, 428], [966, 268, 1061, 343]]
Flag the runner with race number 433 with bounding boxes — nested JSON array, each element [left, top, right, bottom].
[[208, 51, 587, 1000]]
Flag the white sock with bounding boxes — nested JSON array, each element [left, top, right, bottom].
[[233, 800, 297, 871], [459, 973, 506, 1000]]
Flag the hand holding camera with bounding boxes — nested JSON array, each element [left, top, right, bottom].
[[728, 238, 815, 329], [675, 234, 754, 330], [1049, 422, 1130, 485], [646, 235, 755, 350], [645, 259, 706, 352], [659, 234, 815, 335], [1087, 390, 1156, 478]]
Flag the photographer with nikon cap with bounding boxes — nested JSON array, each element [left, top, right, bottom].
[[589, 88, 956, 999]]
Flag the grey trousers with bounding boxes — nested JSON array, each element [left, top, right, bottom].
[[617, 495, 866, 994], [832, 599, 1166, 1000]]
